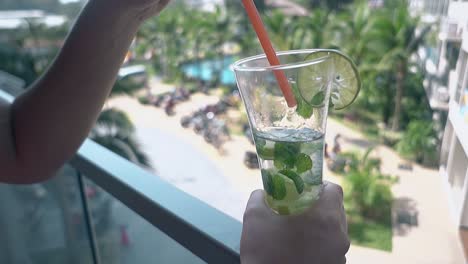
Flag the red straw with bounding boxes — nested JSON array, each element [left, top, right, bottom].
[[241, 0, 297, 107]]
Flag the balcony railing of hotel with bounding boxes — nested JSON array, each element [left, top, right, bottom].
[[439, 17, 463, 42], [419, 47, 451, 111], [0, 89, 241, 264]]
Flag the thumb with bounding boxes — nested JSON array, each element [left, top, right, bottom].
[[243, 189, 273, 221]]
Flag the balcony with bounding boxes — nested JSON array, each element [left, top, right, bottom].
[[464, 21, 468, 53], [422, 63, 452, 111], [0, 91, 241, 263], [439, 18, 463, 42], [427, 82, 450, 111], [449, 101, 468, 156]]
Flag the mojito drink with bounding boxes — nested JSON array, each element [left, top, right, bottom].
[[233, 49, 360, 215], [254, 127, 323, 215]]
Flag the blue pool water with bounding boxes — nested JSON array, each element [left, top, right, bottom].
[[181, 57, 237, 85]]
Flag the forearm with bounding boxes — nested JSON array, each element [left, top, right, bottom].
[[8, 1, 144, 183]]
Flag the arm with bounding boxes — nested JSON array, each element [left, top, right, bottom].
[[0, 0, 170, 183]]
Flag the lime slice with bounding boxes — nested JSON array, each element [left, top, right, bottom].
[[297, 49, 360, 110]]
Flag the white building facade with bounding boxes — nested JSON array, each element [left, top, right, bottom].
[[412, 0, 468, 227]]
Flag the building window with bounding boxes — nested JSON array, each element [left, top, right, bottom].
[[447, 42, 461, 70]]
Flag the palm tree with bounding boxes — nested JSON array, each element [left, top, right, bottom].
[[366, 1, 430, 131], [91, 108, 150, 167], [328, 2, 392, 122], [186, 11, 212, 69], [263, 9, 333, 51], [138, 4, 186, 81], [263, 10, 298, 50], [330, 1, 371, 62], [210, 6, 237, 85], [0, 45, 37, 85], [304, 0, 354, 10]]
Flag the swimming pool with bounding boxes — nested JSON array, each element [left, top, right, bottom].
[[181, 57, 237, 85]]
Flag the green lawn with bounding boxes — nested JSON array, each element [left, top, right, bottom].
[[330, 112, 380, 142], [347, 212, 393, 251], [330, 109, 402, 147]]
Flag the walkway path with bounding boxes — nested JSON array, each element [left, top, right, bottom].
[[108, 93, 465, 263]]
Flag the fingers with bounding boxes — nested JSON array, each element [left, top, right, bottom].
[[313, 181, 344, 212], [321, 181, 344, 203], [314, 181, 348, 233], [243, 189, 271, 222], [245, 182, 346, 222], [340, 256, 347, 264], [245, 189, 265, 211]]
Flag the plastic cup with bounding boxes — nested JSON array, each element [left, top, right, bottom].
[[232, 49, 333, 215]]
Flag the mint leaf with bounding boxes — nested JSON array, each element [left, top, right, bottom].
[[279, 169, 304, 194], [297, 100, 314, 119], [295, 153, 313, 173], [271, 174, 286, 200], [261, 170, 274, 196], [274, 159, 286, 170], [310, 91, 325, 106], [255, 137, 266, 148], [274, 142, 300, 168], [254, 136, 274, 160], [291, 83, 313, 118], [257, 145, 274, 160]]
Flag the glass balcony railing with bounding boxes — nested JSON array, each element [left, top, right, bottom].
[[0, 165, 94, 264], [0, 90, 242, 264]]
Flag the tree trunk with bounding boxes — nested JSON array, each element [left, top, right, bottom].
[[382, 75, 393, 126], [392, 62, 405, 131], [195, 37, 200, 73], [161, 42, 168, 79]]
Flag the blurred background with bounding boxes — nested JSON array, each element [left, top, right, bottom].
[[0, 0, 467, 263]]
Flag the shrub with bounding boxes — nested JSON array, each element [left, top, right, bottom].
[[396, 120, 438, 165], [138, 96, 151, 105], [343, 148, 395, 223]]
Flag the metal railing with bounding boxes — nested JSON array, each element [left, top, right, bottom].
[[0, 89, 242, 264]]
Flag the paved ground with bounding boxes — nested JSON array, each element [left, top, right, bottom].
[[108, 92, 465, 263], [108, 94, 252, 220]]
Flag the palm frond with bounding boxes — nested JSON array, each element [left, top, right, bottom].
[[92, 134, 151, 168], [96, 108, 135, 136], [406, 24, 432, 54]]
